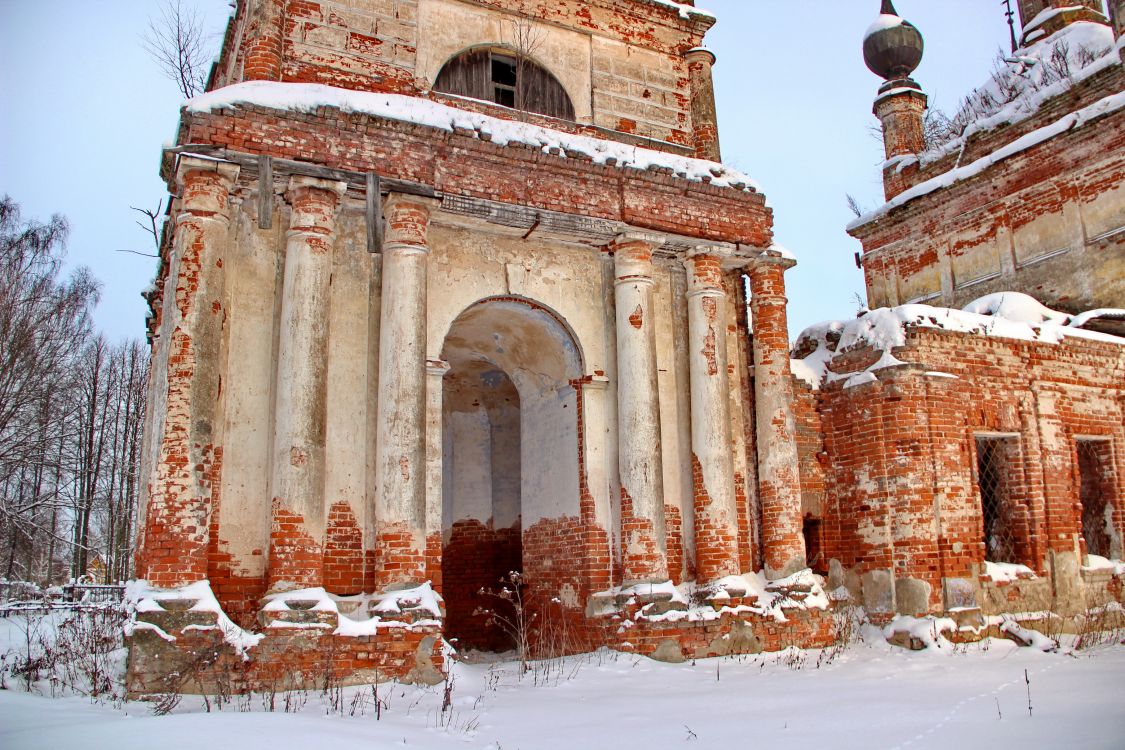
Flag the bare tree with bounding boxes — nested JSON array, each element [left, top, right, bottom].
[[0, 197, 99, 582], [0, 199, 149, 586], [503, 3, 548, 118], [143, 0, 211, 99]]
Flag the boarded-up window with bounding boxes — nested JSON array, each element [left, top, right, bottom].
[[434, 48, 575, 121]]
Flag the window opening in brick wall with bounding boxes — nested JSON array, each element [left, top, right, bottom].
[[434, 47, 576, 121], [975, 436, 1020, 563], [1077, 440, 1113, 559], [802, 517, 826, 575]]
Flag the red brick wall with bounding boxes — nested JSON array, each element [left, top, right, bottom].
[[851, 65, 1125, 313], [816, 327, 1125, 613], [213, 0, 714, 150], [442, 519, 522, 652]]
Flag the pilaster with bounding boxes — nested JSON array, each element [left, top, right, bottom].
[[748, 253, 807, 581], [685, 47, 721, 162], [684, 247, 741, 587], [138, 156, 239, 588]]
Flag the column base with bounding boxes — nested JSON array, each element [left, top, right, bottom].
[[125, 582, 446, 698]]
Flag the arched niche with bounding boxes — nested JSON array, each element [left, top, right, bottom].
[[439, 296, 584, 651]]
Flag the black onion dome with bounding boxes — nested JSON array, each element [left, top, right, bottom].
[[863, 0, 924, 80]]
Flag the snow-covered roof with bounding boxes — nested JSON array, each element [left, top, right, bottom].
[[850, 22, 1120, 231], [1023, 5, 1103, 35], [791, 292, 1125, 390], [186, 81, 760, 193], [918, 22, 1117, 168], [849, 87, 1125, 231]]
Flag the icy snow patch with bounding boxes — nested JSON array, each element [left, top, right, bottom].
[[645, 0, 715, 20], [884, 615, 957, 650], [961, 292, 1070, 325], [983, 561, 1037, 583], [126, 580, 264, 657], [998, 617, 1059, 651], [603, 570, 829, 626], [186, 82, 759, 192], [262, 583, 445, 635], [1083, 555, 1125, 575]]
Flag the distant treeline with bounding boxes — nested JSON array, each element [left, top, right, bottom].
[[0, 196, 149, 585]]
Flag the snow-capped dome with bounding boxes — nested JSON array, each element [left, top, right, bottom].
[[863, 0, 924, 81]]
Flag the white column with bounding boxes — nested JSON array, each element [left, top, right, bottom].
[[684, 247, 741, 587], [374, 194, 439, 590], [613, 233, 669, 586], [268, 176, 347, 592], [425, 358, 450, 593]]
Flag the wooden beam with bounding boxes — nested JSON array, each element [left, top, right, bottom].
[[366, 172, 384, 254], [161, 146, 438, 201], [258, 156, 273, 229]]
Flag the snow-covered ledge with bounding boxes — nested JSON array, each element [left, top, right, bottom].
[[791, 292, 1125, 391], [185, 81, 761, 193]]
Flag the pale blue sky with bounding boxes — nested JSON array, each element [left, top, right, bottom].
[[0, 1, 1016, 342]]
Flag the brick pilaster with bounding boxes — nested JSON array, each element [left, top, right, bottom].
[[137, 156, 239, 588], [613, 234, 669, 586], [748, 254, 807, 581], [268, 176, 347, 592]]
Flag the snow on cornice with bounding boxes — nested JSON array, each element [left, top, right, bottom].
[[185, 81, 760, 193], [847, 87, 1125, 231], [791, 292, 1125, 390], [1023, 5, 1104, 34], [643, 0, 715, 21]]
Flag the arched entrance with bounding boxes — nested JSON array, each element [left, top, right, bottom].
[[440, 297, 583, 653]]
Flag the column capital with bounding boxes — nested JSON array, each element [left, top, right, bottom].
[[286, 175, 347, 199], [426, 359, 451, 377], [614, 233, 660, 284], [684, 247, 730, 298], [684, 46, 717, 66], [384, 193, 440, 251], [176, 157, 241, 219], [613, 230, 667, 249], [175, 155, 241, 188], [686, 244, 733, 261], [747, 246, 797, 272]]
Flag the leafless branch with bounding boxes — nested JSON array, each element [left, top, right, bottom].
[[142, 0, 210, 98]]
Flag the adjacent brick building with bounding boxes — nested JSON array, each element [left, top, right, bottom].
[[128, 0, 1124, 695], [828, 0, 1125, 629]]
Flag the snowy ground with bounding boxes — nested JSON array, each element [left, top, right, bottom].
[[2, 614, 1124, 750]]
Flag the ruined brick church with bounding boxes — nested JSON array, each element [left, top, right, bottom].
[[127, 0, 1125, 693]]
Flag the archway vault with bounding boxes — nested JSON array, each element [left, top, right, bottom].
[[438, 296, 585, 652]]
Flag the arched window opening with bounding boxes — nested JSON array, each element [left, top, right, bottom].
[[433, 48, 576, 121]]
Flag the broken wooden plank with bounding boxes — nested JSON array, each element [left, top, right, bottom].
[[366, 171, 384, 254], [258, 156, 273, 230]]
